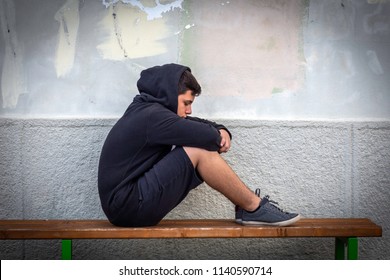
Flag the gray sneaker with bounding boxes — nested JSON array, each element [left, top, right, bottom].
[[235, 189, 261, 224], [238, 189, 301, 226]]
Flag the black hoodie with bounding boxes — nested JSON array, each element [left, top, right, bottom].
[[98, 64, 231, 218]]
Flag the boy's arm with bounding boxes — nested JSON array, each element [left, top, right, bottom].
[[148, 111, 231, 152], [185, 116, 232, 139]]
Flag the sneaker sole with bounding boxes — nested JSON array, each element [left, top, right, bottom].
[[241, 214, 301, 227]]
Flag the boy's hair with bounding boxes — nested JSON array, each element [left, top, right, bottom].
[[178, 70, 202, 96]]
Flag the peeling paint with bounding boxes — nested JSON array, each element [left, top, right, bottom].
[[0, 0, 25, 109], [271, 87, 284, 94], [0, 0, 389, 118], [364, 3, 389, 35], [102, 0, 184, 20], [367, 50, 384, 75], [97, 2, 170, 60], [174, 23, 195, 35], [187, 0, 305, 99], [54, 0, 80, 78], [367, 0, 390, 3]]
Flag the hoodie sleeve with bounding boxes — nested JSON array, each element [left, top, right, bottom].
[[186, 116, 232, 140], [147, 107, 224, 151]]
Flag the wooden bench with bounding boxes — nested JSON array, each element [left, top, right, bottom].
[[0, 218, 382, 260]]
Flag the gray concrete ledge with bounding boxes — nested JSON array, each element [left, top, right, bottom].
[[0, 118, 389, 259]]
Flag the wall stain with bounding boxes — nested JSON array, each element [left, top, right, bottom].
[[102, 0, 184, 20], [0, 0, 25, 109], [112, 5, 128, 58], [54, 0, 80, 77], [97, 2, 173, 60]]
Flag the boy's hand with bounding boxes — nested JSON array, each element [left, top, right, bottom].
[[219, 129, 231, 153]]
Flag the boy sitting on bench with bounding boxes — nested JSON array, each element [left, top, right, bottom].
[[98, 64, 300, 227]]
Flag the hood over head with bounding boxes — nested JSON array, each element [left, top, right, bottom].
[[136, 63, 191, 113]]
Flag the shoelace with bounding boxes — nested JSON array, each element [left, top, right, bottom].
[[255, 188, 291, 214], [259, 191, 289, 214], [264, 196, 292, 214]]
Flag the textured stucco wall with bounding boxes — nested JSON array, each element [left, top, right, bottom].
[[0, 118, 389, 259]]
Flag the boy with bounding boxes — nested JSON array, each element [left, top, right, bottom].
[[98, 63, 300, 227]]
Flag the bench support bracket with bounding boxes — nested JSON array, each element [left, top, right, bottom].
[[61, 237, 359, 260], [335, 237, 358, 260], [62, 239, 72, 260]]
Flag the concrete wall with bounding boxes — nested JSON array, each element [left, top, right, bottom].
[[0, 0, 389, 259], [0, 118, 389, 259], [0, 0, 389, 118]]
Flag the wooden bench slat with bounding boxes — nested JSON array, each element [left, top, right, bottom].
[[0, 218, 382, 240]]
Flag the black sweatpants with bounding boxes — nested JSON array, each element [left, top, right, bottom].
[[109, 147, 203, 227]]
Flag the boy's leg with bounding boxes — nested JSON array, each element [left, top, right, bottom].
[[184, 147, 300, 226], [108, 146, 203, 227], [132, 147, 203, 226], [183, 147, 260, 212], [183, 147, 301, 226]]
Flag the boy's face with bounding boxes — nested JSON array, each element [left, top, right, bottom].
[[177, 90, 195, 118]]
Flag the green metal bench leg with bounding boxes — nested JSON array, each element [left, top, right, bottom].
[[335, 238, 345, 259], [335, 237, 358, 260], [62, 239, 72, 260], [347, 237, 358, 260]]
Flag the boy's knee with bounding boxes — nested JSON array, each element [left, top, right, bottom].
[[183, 146, 218, 167]]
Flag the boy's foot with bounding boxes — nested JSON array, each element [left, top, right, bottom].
[[236, 189, 301, 226]]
